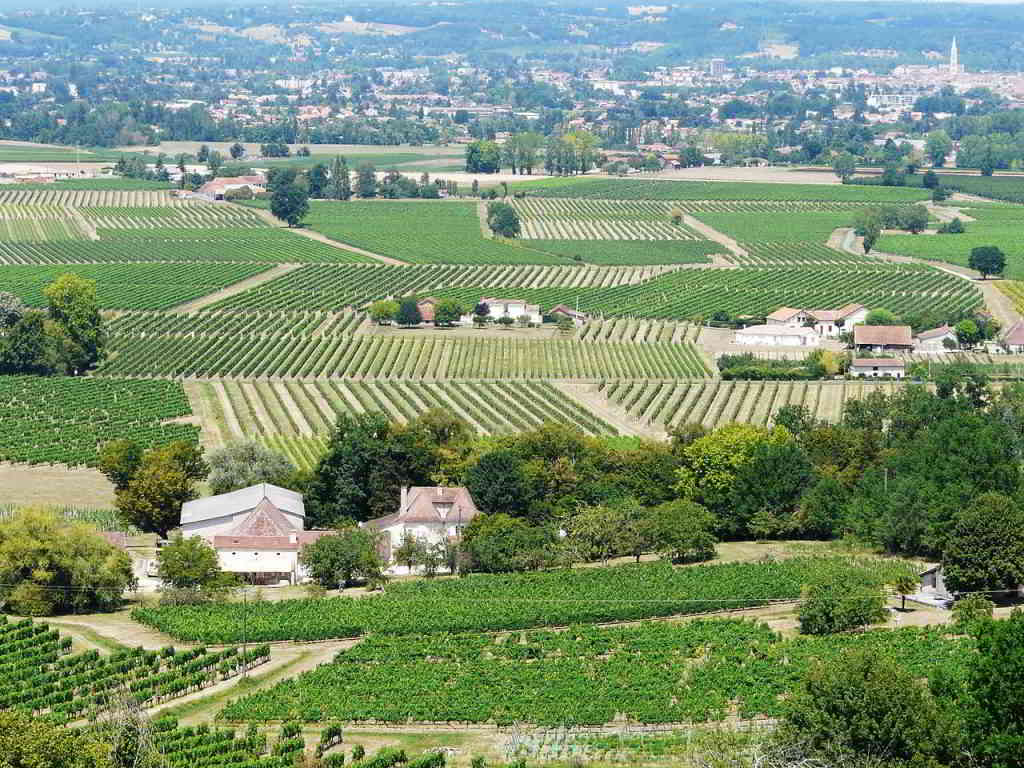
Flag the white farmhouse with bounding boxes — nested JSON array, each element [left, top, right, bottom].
[[850, 358, 905, 379], [766, 304, 867, 338], [915, 324, 957, 352], [365, 486, 481, 574], [734, 324, 820, 347], [461, 297, 542, 325], [179, 484, 332, 584]]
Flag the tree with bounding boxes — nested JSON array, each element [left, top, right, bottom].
[[729, 435, 813, 539], [952, 594, 995, 633], [779, 647, 956, 766], [922, 169, 939, 188], [942, 492, 1024, 595], [114, 441, 208, 537], [925, 130, 953, 167], [0, 290, 25, 327], [853, 208, 881, 254], [566, 502, 629, 563], [461, 513, 558, 573], [965, 610, 1024, 767], [156, 534, 235, 593], [556, 315, 574, 335], [486, 201, 521, 238], [0, 311, 57, 375], [98, 439, 144, 491], [955, 318, 980, 348], [270, 182, 309, 227], [229, 142, 245, 160], [465, 140, 501, 173], [932, 185, 949, 202], [299, 526, 383, 588], [798, 572, 887, 635], [466, 448, 533, 518], [864, 308, 899, 326], [393, 530, 428, 571], [369, 299, 399, 325], [206, 150, 223, 176], [0, 710, 114, 768], [206, 441, 297, 495], [395, 298, 423, 327], [969, 245, 1006, 279], [196, 144, 210, 163], [355, 164, 377, 198], [831, 152, 856, 182], [44, 272, 104, 373], [328, 156, 352, 200], [648, 499, 717, 563], [0, 507, 135, 616], [898, 204, 929, 234], [433, 298, 464, 327], [306, 163, 329, 198], [892, 572, 917, 611]]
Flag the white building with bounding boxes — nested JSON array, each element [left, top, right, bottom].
[[461, 297, 542, 325], [915, 324, 957, 352], [734, 324, 820, 347], [850, 358, 905, 379], [766, 304, 867, 338], [179, 484, 332, 584], [365, 486, 481, 574]]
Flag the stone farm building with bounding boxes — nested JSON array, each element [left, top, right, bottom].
[[915, 324, 957, 352], [734, 324, 820, 347], [179, 483, 333, 584], [365, 485, 481, 574], [463, 297, 543, 325], [550, 304, 589, 327], [850, 358, 906, 379], [766, 304, 868, 338], [853, 325, 914, 353], [195, 175, 266, 201]]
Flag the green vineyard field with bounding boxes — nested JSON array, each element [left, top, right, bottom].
[[0, 376, 198, 465]]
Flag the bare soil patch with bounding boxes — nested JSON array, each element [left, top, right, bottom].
[[0, 462, 115, 507]]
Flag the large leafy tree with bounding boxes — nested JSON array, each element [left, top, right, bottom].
[[206, 440, 296, 495], [0, 710, 115, 768], [966, 610, 1024, 767], [461, 513, 558, 573], [299, 526, 383, 588], [466, 448, 533, 518], [43, 272, 105, 373], [395, 299, 423, 327], [798, 572, 887, 635], [486, 201, 521, 238], [157, 534, 235, 591], [270, 181, 310, 227], [327, 156, 352, 200], [969, 245, 1006, 279], [943, 492, 1024, 594], [0, 507, 135, 615]]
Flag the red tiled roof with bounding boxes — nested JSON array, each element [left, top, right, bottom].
[[853, 325, 913, 346], [366, 486, 481, 528], [766, 306, 803, 322], [851, 358, 905, 367]]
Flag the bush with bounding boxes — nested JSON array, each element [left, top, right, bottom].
[[952, 594, 995, 634], [798, 573, 887, 635]]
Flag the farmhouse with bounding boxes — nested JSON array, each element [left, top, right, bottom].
[[853, 325, 913, 353], [766, 303, 867, 338], [1003, 320, 1024, 353], [550, 304, 589, 326], [365, 485, 481, 574], [915, 324, 957, 352], [195, 174, 266, 201], [179, 483, 333, 584], [850, 358, 905, 379], [462, 297, 542, 325], [919, 563, 1023, 605], [416, 297, 440, 324], [734, 324, 820, 347]]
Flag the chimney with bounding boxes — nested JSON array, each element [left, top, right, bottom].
[[400, 486, 408, 512], [437, 486, 443, 497]]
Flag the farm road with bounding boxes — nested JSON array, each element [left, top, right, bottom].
[[170, 263, 300, 313]]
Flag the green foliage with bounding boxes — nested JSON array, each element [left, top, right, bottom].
[[395, 298, 423, 326], [969, 245, 1006, 279], [648, 499, 717, 563], [966, 610, 1024, 767], [113, 440, 208, 537], [0, 710, 114, 768], [486, 201, 521, 238], [300, 527, 386, 590], [952, 594, 995, 634], [369, 299, 399, 325], [269, 181, 310, 227], [432, 298, 464, 327], [461, 513, 559, 573], [0, 507, 135, 615], [157, 534, 237, 598], [206, 440, 297, 495], [942, 492, 1024, 594], [798, 572, 887, 635]]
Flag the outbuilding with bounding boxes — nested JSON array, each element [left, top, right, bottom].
[[853, 325, 914, 353], [734, 324, 820, 347], [850, 358, 905, 379]]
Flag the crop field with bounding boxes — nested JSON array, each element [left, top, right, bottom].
[[430, 264, 981, 321], [99, 329, 710, 379], [510, 197, 707, 240], [0, 144, 119, 162], [523, 239, 719, 264], [283, 200, 568, 264], [206, 263, 676, 311], [599, 379, 903, 431], [0, 376, 198, 466], [732, 242, 874, 266], [219, 622, 964, 727], [0, 189, 174, 206], [514, 177, 931, 202], [997, 280, 1024, 314], [853, 172, 1024, 204], [690, 210, 854, 242], [0, 178, 172, 192], [0, 263, 269, 309], [132, 556, 915, 642], [877, 204, 1024, 278], [0, 617, 269, 724]]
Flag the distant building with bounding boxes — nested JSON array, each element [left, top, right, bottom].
[[549, 304, 589, 327], [179, 484, 333, 585], [950, 37, 962, 76], [416, 297, 440, 324], [915, 324, 957, 352], [850, 358, 905, 379], [766, 304, 867, 338], [734, 324, 820, 347], [195, 174, 266, 201], [853, 325, 913, 353], [1003, 320, 1024, 353], [709, 58, 727, 77], [462, 297, 542, 325]]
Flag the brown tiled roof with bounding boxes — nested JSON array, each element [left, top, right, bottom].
[[808, 303, 865, 322], [851, 358, 905, 367], [1004, 321, 1024, 345], [230, 497, 296, 538], [853, 325, 913, 346], [213, 530, 335, 551], [915, 324, 954, 341], [550, 304, 587, 318], [766, 306, 802, 322], [366, 486, 481, 528]]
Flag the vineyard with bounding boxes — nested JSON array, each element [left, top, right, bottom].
[[218, 621, 965, 727], [0, 617, 270, 723], [510, 197, 707, 240], [598, 379, 904, 432], [877, 204, 1024, 279], [689, 210, 854, 243], [514, 177, 931, 202], [0, 376, 198, 465], [731, 242, 874, 266], [132, 556, 915, 642], [0, 263, 269, 309]]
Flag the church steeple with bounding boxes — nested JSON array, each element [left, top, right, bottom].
[[950, 37, 960, 75]]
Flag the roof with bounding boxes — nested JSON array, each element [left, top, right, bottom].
[[736, 324, 817, 336], [181, 483, 304, 525], [851, 358, 905, 368], [853, 325, 913, 347], [481, 297, 540, 310], [808, 303, 866, 322], [1004, 320, 1024, 345], [766, 306, 803, 322], [550, 304, 588, 318], [366, 486, 480, 529], [213, 530, 333, 551], [916, 324, 954, 341]]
